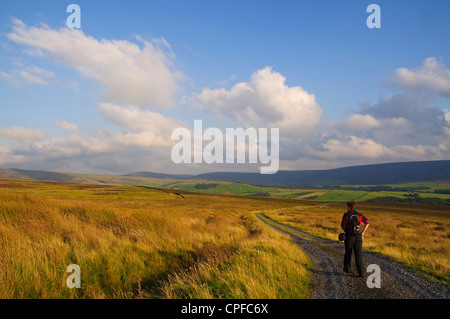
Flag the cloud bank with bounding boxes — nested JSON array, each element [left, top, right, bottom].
[[1, 18, 449, 173]]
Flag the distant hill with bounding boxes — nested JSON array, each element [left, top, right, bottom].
[[0, 168, 182, 187], [1, 160, 449, 187], [191, 160, 450, 186], [0, 168, 75, 183]]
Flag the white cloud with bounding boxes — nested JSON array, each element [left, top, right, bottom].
[[192, 67, 323, 137], [318, 136, 394, 159], [32, 134, 115, 158], [389, 57, 450, 97], [0, 126, 46, 141], [8, 18, 181, 108], [57, 120, 79, 131]]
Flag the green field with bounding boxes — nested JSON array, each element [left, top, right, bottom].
[[160, 180, 450, 204]]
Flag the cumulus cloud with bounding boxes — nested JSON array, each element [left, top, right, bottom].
[[388, 57, 450, 97], [7, 18, 181, 108], [191, 67, 323, 137]]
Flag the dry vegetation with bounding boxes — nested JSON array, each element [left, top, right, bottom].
[[1, 178, 447, 299], [0, 179, 310, 298]]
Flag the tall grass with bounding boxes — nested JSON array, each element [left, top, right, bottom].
[[160, 216, 310, 299], [0, 180, 310, 298]]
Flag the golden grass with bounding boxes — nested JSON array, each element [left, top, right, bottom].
[[2, 178, 447, 299], [0, 180, 310, 298], [262, 201, 450, 285], [160, 217, 311, 299]]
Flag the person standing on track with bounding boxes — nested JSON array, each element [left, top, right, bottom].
[[341, 201, 370, 277]]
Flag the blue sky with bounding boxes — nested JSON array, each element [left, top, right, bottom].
[[0, 0, 449, 174]]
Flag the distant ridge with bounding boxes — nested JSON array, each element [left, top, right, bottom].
[[191, 160, 450, 186], [0, 168, 75, 182], [1, 160, 449, 186]]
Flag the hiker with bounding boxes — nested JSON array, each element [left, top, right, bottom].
[[341, 201, 370, 277]]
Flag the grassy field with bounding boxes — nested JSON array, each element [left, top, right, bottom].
[[0, 179, 310, 299], [261, 201, 450, 285], [0, 178, 448, 299]]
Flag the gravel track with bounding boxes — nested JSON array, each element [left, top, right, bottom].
[[255, 213, 449, 299]]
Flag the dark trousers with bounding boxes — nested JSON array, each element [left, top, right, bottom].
[[344, 234, 363, 275]]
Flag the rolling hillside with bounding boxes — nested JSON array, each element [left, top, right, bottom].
[[134, 160, 450, 186], [1, 160, 449, 188]]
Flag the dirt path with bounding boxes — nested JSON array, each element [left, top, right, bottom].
[[255, 213, 449, 299]]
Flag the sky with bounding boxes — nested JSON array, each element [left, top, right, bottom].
[[0, 0, 449, 175]]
